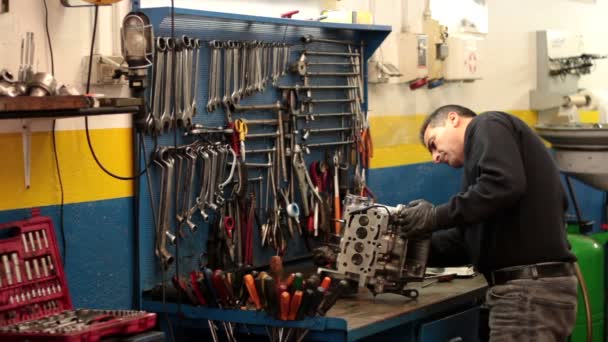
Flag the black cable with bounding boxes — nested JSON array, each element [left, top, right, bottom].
[[83, 5, 154, 181], [43, 0, 55, 76], [44, 0, 65, 266], [52, 120, 67, 267]]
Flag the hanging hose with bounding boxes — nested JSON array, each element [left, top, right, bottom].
[[574, 262, 593, 342], [565, 175, 593, 342]]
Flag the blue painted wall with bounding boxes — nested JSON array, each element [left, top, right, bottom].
[[369, 162, 607, 232]]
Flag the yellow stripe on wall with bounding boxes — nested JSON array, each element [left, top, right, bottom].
[[0, 128, 133, 211]]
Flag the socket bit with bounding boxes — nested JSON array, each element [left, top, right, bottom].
[[25, 260, 32, 281], [11, 253, 21, 283], [22, 234, 29, 253], [32, 258, 41, 279], [34, 231, 43, 251], [3, 254, 13, 285], [41, 229, 49, 249]]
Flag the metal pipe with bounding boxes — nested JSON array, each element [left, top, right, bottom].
[[305, 127, 351, 134], [279, 85, 357, 90], [305, 72, 360, 77], [303, 51, 360, 57], [307, 62, 358, 66], [246, 131, 279, 139], [294, 112, 354, 118], [244, 118, 278, 125], [301, 35, 358, 46], [247, 147, 276, 154], [230, 101, 283, 113], [302, 98, 355, 104], [304, 140, 354, 148]]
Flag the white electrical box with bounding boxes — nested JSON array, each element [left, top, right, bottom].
[[545, 30, 584, 59], [443, 35, 483, 81], [397, 32, 428, 83]]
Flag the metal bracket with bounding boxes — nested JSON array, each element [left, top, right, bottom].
[[21, 120, 31, 189]]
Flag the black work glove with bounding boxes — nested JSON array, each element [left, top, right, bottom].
[[396, 199, 437, 238]]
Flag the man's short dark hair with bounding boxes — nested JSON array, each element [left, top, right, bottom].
[[419, 105, 477, 145]]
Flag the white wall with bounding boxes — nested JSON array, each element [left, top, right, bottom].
[[0, 0, 131, 132], [368, 0, 608, 116]]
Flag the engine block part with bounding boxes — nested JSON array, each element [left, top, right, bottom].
[[318, 194, 430, 297]]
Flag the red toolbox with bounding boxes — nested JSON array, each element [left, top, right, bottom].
[[0, 209, 157, 341]]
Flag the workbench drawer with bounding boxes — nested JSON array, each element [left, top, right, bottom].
[[418, 306, 480, 342]]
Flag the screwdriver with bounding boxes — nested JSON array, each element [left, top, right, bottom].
[[305, 274, 320, 289], [263, 275, 278, 318], [196, 271, 217, 307], [297, 288, 315, 320], [292, 273, 304, 291], [307, 286, 326, 317], [270, 255, 283, 281], [202, 267, 220, 308], [280, 291, 291, 320], [317, 280, 349, 316], [421, 273, 456, 288], [256, 271, 268, 309], [320, 276, 332, 290], [244, 274, 262, 309], [284, 273, 295, 288], [190, 272, 208, 305], [288, 290, 303, 320]]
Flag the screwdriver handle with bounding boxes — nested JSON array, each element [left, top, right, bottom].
[[307, 286, 326, 317], [297, 288, 315, 320], [280, 292, 290, 320], [264, 276, 278, 318], [244, 274, 262, 309], [288, 290, 303, 320], [318, 279, 349, 316], [203, 267, 220, 308], [293, 273, 303, 291], [320, 276, 332, 290]]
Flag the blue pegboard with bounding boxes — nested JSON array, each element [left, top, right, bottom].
[[135, 7, 390, 328]]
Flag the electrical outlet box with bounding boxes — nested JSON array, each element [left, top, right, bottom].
[[443, 35, 483, 81], [397, 32, 428, 83], [83, 55, 125, 85]]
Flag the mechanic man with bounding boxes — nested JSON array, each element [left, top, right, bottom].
[[397, 105, 578, 342]]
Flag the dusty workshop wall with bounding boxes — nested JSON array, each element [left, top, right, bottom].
[[365, 0, 607, 229]]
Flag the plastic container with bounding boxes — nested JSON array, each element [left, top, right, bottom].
[[568, 233, 605, 342], [0, 209, 157, 341]]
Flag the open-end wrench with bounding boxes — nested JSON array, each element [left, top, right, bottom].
[[231, 41, 241, 104], [154, 148, 174, 269], [183, 148, 198, 231], [194, 146, 211, 221], [222, 41, 234, 108], [174, 39, 185, 126], [151, 37, 166, 134], [191, 39, 201, 118], [159, 38, 175, 132], [180, 35, 193, 127], [206, 41, 217, 112]]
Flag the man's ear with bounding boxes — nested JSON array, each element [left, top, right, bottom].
[[447, 111, 460, 127]]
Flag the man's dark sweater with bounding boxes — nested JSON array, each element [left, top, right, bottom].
[[432, 111, 576, 275]]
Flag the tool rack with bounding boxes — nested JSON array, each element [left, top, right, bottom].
[[134, 6, 390, 341]]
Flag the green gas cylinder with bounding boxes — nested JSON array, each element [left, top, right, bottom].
[[567, 233, 605, 342]]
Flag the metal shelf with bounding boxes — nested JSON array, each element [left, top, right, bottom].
[[0, 96, 143, 119]]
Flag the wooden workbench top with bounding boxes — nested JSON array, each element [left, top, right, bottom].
[[327, 276, 488, 331]]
